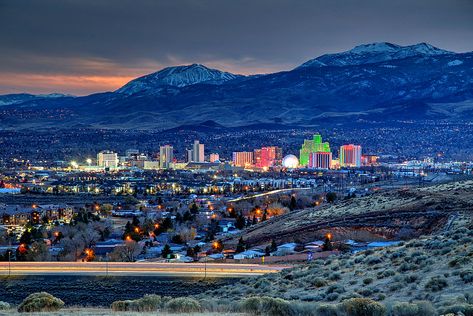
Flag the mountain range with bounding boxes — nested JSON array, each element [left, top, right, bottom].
[[1, 42, 472, 130]]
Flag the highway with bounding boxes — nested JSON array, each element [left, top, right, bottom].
[[227, 187, 312, 203], [0, 261, 288, 277]]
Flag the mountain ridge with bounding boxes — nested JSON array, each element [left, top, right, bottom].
[[1, 42, 472, 130]]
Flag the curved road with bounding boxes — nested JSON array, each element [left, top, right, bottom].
[[0, 262, 288, 278]]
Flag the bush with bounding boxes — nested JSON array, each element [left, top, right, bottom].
[[439, 304, 473, 316], [111, 294, 168, 312], [239, 296, 294, 316], [312, 277, 329, 288], [363, 278, 373, 285], [165, 297, 201, 313], [0, 301, 10, 310], [315, 304, 339, 316], [424, 276, 448, 292], [461, 270, 473, 283], [389, 301, 436, 316], [340, 298, 386, 316], [17, 292, 64, 313]]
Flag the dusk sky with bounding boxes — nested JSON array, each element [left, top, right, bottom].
[[1, 0, 472, 95]]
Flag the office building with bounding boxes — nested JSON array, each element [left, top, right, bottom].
[[159, 145, 174, 169], [97, 151, 119, 168], [192, 140, 205, 162]]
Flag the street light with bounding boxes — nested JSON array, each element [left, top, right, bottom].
[[86, 158, 92, 166]]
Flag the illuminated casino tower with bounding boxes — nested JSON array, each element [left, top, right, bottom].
[[339, 144, 362, 167], [299, 134, 331, 166]]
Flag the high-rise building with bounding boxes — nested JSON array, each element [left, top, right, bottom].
[[309, 152, 332, 169], [192, 140, 205, 162], [186, 149, 193, 163], [159, 145, 174, 169], [232, 152, 254, 167], [254, 146, 282, 168], [340, 144, 362, 167], [209, 153, 220, 163], [299, 134, 330, 166], [97, 151, 119, 168]]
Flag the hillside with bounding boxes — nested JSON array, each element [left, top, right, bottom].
[[225, 181, 473, 248], [1, 42, 473, 130], [196, 181, 473, 314]]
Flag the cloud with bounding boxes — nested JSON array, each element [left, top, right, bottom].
[[0, 0, 472, 94]]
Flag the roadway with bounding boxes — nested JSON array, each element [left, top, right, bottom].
[[227, 187, 312, 202], [0, 261, 288, 278]]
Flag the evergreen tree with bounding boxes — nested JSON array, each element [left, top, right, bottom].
[[270, 239, 278, 253], [235, 213, 246, 229], [322, 236, 333, 251], [289, 195, 297, 211], [190, 202, 199, 214], [162, 244, 173, 258], [236, 237, 246, 253]]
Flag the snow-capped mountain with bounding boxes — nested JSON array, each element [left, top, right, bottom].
[[116, 63, 242, 95], [2, 42, 473, 129], [299, 42, 452, 68]]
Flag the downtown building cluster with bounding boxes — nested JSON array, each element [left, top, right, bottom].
[[89, 134, 375, 172]]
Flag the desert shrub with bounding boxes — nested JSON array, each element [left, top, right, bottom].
[[403, 274, 418, 283], [424, 276, 448, 292], [377, 270, 395, 279], [326, 293, 339, 302], [365, 256, 382, 265], [388, 301, 436, 316], [312, 278, 329, 288], [326, 285, 345, 294], [239, 296, 294, 316], [363, 278, 373, 285], [329, 272, 341, 281], [315, 304, 339, 316], [439, 304, 473, 316], [17, 292, 64, 313], [111, 294, 167, 312], [165, 297, 201, 313], [0, 301, 10, 310], [339, 298, 386, 316], [461, 270, 473, 283]]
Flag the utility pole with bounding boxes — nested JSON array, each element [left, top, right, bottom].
[[105, 253, 109, 277], [8, 251, 11, 277]]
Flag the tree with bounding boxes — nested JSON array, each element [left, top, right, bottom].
[[289, 195, 297, 211], [190, 203, 199, 215], [162, 244, 173, 258], [326, 192, 337, 203], [110, 240, 142, 262], [171, 234, 184, 244], [322, 235, 333, 251], [261, 210, 267, 222], [270, 239, 278, 253], [236, 237, 246, 253], [235, 213, 246, 230]]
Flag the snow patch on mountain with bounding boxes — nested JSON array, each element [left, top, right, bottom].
[[448, 60, 463, 66], [117, 64, 242, 95], [298, 42, 453, 68]]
